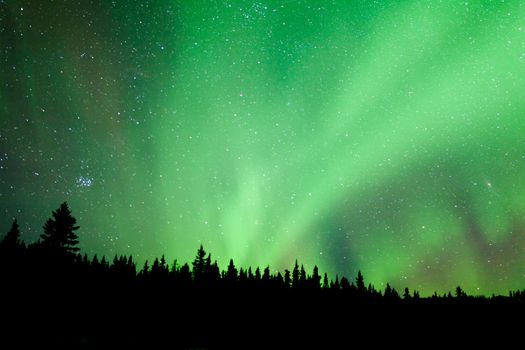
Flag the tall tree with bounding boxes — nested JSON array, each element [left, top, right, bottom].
[[262, 266, 271, 284], [225, 258, 238, 285], [284, 269, 291, 288], [331, 276, 340, 290], [292, 260, 300, 288], [384, 283, 393, 298], [455, 286, 465, 298], [299, 264, 307, 287], [0, 219, 22, 250], [413, 290, 420, 299], [403, 287, 411, 300], [311, 265, 321, 289], [322, 273, 330, 290], [340, 277, 351, 291], [192, 245, 207, 281], [40, 202, 80, 253], [356, 270, 366, 294], [238, 267, 247, 287]]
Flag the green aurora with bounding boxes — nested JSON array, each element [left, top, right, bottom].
[[2, 1, 525, 295]]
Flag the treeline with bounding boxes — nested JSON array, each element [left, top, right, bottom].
[[1, 202, 524, 347], [1, 202, 524, 303]]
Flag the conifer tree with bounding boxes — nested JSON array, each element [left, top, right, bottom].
[[0, 219, 22, 250], [292, 260, 300, 288], [322, 273, 330, 290], [40, 202, 80, 253], [356, 270, 366, 294], [284, 269, 291, 288], [225, 258, 238, 285], [192, 245, 207, 281], [311, 265, 321, 289]]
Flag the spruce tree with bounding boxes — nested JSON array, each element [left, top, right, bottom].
[[284, 269, 291, 288], [311, 265, 321, 289], [403, 287, 411, 300], [322, 273, 330, 290], [40, 202, 80, 253], [226, 258, 238, 284], [356, 270, 366, 294], [0, 219, 22, 250], [292, 260, 300, 288], [192, 245, 207, 281]]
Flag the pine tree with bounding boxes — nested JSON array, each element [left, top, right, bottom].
[[151, 257, 160, 278], [322, 273, 330, 290], [40, 202, 80, 253], [384, 283, 393, 298], [356, 270, 366, 294], [262, 266, 271, 283], [100, 256, 109, 269], [311, 265, 321, 289], [299, 264, 306, 287], [170, 259, 179, 279], [403, 287, 411, 300], [413, 290, 420, 299], [205, 253, 212, 279], [0, 219, 22, 250], [292, 260, 300, 288], [225, 258, 238, 285], [247, 267, 254, 285], [160, 254, 167, 272], [284, 269, 291, 288], [140, 260, 149, 279], [331, 276, 340, 290], [275, 272, 284, 288], [455, 286, 465, 298], [192, 245, 207, 281], [340, 276, 351, 290]]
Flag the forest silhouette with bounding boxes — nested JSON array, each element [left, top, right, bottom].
[[0, 203, 523, 348]]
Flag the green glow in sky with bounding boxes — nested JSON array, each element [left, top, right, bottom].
[[2, 1, 525, 295]]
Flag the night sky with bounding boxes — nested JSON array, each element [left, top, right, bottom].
[[2, 0, 525, 295]]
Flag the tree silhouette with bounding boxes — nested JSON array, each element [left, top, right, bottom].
[[385, 283, 393, 297], [384, 283, 400, 300], [311, 265, 321, 289], [356, 270, 366, 294], [254, 267, 261, 282], [238, 267, 247, 287], [322, 272, 330, 290], [40, 202, 80, 253], [292, 260, 299, 288], [455, 286, 466, 298], [225, 258, 237, 285], [192, 244, 207, 282], [140, 260, 149, 278], [403, 287, 411, 300], [284, 269, 291, 288], [0, 219, 22, 250], [340, 276, 351, 291], [299, 264, 306, 288], [262, 266, 271, 286], [331, 275, 340, 290], [413, 290, 420, 299]]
